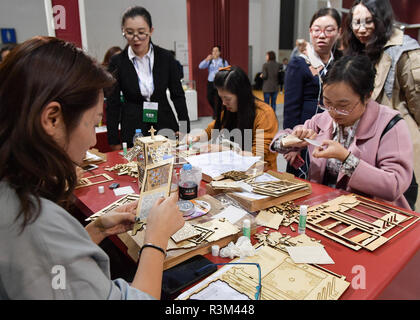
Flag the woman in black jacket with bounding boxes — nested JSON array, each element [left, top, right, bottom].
[[106, 6, 190, 149]]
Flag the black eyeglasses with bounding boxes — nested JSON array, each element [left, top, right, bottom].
[[122, 30, 150, 41]]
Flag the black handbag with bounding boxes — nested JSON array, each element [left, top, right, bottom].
[[380, 114, 418, 210]]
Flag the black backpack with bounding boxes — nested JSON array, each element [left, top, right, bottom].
[[380, 114, 418, 211]]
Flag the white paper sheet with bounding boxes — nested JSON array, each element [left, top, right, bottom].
[[211, 205, 249, 224], [286, 246, 335, 265], [85, 151, 102, 161], [176, 256, 247, 300], [185, 151, 260, 179], [189, 279, 250, 300], [113, 186, 136, 196]]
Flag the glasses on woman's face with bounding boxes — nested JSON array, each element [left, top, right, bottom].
[[122, 29, 150, 41], [318, 100, 359, 116], [310, 26, 337, 37], [351, 18, 374, 30]]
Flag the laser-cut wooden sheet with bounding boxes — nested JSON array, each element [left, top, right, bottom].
[[179, 245, 349, 300], [76, 173, 113, 189], [297, 194, 420, 251], [85, 194, 139, 222]]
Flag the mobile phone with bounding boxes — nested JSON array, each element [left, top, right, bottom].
[[161, 255, 217, 299], [82, 164, 98, 171], [291, 154, 305, 170], [109, 183, 120, 189]]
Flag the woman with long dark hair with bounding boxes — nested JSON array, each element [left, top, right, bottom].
[[192, 65, 278, 171], [0, 37, 184, 299], [342, 0, 420, 210]]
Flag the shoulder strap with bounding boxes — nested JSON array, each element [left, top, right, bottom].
[[380, 114, 403, 140]]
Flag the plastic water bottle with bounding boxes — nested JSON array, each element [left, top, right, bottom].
[[179, 164, 198, 200], [133, 129, 143, 146]]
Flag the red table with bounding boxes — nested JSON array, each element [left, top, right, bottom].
[[73, 151, 420, 300]]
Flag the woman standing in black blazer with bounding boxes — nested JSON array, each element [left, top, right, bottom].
[[106, 6, 190, 150]]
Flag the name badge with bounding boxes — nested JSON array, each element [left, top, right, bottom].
[[143, 101, 158, 123]]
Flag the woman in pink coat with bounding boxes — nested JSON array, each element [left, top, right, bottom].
[[270, 55, 413, 210]]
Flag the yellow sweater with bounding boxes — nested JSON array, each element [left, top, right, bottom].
[[204, 100, 279, 171]]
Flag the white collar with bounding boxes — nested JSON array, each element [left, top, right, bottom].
[[128, 43, 154, 61]]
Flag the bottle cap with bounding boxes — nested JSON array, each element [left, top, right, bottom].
[[243, 219, 251, 228], [300, 205, 308, 215], [183, 163, 192, 170], [135, 129, 142, 133], [98, 186, 105, 194], [122, 142, 127, 148], [211, 245, 220, 257]]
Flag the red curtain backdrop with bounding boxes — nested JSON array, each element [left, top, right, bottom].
[[51, 0, 82, 48], [187, 0, 249, 117]]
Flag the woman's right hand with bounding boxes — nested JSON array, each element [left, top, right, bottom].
[[205, 54, 212, 61], [290, 127, 317, 148], [144, 193, 185, 248]]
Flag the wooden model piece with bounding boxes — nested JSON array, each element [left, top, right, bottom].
[[76, 173, 113, 189], [86, 194, 140, 221], [130, 130, 174, 235], [249, 180, 309, 197], [105, 162, 139, 178], [302, 194, 420, 251], [210, 180, 243, 192], [171, 222, 201, 243], [134, 158, 174, 220], [255, 209, 284, 230], [222, 170, 249, 181]]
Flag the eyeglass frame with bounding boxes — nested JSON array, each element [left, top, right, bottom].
[[351, 18, 375, 30], [318, 99, 360, 116], [122, 29, 151, 41], [309, 26, 338, 38]]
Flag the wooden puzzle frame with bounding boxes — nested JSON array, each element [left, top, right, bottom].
[[249, 180, 309, 197], [85, 194, 139, 221], [76, 173, 113, 189], [181, 245, 349, 300], [301, 194, 420, 251], [135, 158, 174, 221]]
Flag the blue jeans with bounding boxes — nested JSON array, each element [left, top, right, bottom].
[[263, 92, 278, 112]]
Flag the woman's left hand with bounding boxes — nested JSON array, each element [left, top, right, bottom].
[[312, 140, 350, 162], [86, 201, 138, 244]]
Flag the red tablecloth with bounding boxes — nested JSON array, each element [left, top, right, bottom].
[[74, 151, 420, 300]]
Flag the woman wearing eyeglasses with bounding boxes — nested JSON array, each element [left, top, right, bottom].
[[342, 0, 420, 210], [283, 7, 342, 178], [270, 55, 413, 210], [106, 6, 190, 150]]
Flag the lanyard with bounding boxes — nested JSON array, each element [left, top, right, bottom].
[[132, 55, 154, 101], [337, 120, 359, 149]]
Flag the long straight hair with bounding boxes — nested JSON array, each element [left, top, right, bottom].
[[343, 0, 395, 65], [0, 37, 114, 231], [213, 66, 256, 150]]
